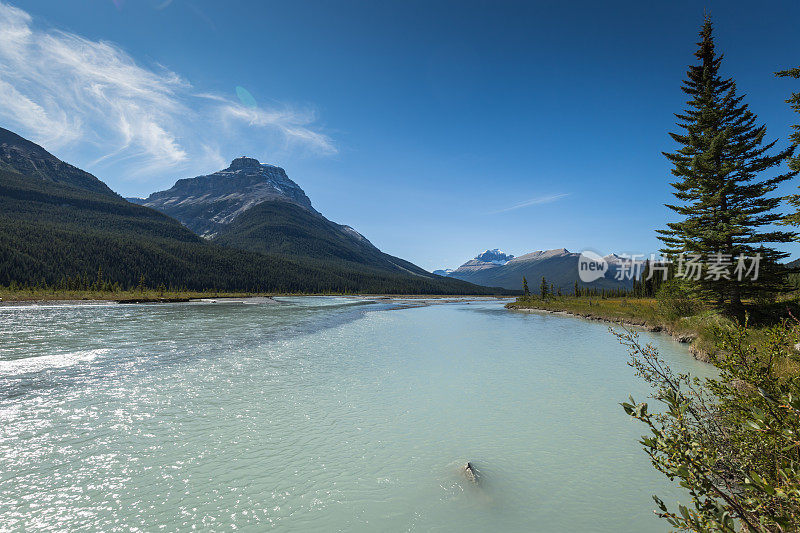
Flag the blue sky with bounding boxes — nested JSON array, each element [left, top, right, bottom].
[[1, 0, 799, 270]]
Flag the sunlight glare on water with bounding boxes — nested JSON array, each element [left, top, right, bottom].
[[0, 297, 711, 531]]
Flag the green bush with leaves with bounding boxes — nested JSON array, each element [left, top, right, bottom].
[[619, 318, 800, 532], [656, 279, 700, 320]]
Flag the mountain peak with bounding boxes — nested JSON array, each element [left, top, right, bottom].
[[474, 249, 515, 265], [511, 248, 570, 260], [228, 156, 262, 170], [133, 157, 316, 237]]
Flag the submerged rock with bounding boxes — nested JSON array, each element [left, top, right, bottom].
[[463, 462, 478, 483]]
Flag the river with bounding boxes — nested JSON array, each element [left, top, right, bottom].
[[0, 297, 711, 531]]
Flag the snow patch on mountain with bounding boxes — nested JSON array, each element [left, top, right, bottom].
[[475, 249, 515, 265]]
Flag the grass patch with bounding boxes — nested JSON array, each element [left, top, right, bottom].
[[507, 296, 661, 326], [0, 287, 269, 302]]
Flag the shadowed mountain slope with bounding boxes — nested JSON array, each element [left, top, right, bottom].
[[0, 129, 503, 294]]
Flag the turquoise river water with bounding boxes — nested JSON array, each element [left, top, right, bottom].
[[0, 297, 713, 532]]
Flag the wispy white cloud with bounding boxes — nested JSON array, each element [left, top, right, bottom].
[[217, 103, 337, 155], [0, 1, 335, 186], [489, 193, 570, 214]]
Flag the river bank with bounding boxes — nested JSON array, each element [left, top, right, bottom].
[[0, 288, 270, 305], [506, 296, 800, 375], [0, 288, 512, 306], [505, 296, 734, 363]]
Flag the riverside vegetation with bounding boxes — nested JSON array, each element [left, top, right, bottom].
[[0, 286, 262, 303], [511, 17, 800, 532]]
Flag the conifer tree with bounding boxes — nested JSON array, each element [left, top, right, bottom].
[[777, 67, 800, 225], [658, 18, 796, 311], [540, 276, 548, 298], [574, 280, 579, 297], [522, 276, 530, 297], [641, 260, 652, 297], [777, 67, 800, 171]]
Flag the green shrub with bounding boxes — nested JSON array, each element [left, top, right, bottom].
[[619, 319, 800, 532], [656, 279, 700, 320]]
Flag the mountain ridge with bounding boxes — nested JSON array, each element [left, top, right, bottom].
[[130, 156, 317, 238], [0, 128, 508, 295], [436, 247, 637, 291], [0, 127, 117, 197]]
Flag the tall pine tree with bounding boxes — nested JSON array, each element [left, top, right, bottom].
[[777, 67, 800, 172], [658, 18, 796, 311], [777, 67, 800, 226]]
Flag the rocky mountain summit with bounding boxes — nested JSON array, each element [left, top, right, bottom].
[[130, 157, 316, 237], [433, 249, 514, 276], [434, 249, 515, 277], [131, 157, 458, 279]]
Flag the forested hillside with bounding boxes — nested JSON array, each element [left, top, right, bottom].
[[212, 200, 435, 276], [0, 167, 504, 294]]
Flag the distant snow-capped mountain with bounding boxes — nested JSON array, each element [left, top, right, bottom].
[[474, 249, 515, 265], [435, 247, 638, 291]]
